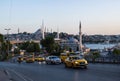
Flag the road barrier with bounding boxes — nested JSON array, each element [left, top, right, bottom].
[[85, 56, 120, 64]]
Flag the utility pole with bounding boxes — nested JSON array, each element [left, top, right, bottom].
[[5, 28, 11, 55]]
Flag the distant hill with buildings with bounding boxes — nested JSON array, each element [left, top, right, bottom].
[[4, 28, 120, 44]]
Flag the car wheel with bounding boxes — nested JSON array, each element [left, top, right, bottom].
[[47, 61, 51, 64], [46, 61, 49, 64], [65, 63, 68, 68], [84, 66, 87, 69], [72, 63, 75, 68]]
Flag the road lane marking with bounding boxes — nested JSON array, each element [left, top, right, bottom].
[[6, 68, 34, 81]]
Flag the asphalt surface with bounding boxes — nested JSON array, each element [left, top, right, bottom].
[[0, 62, 120, 81], [0, 68, 10, 81]]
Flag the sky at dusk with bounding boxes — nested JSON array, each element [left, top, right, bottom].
[[0, 0, 120, 35]]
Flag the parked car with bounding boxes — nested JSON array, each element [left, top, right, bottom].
[[64, 56, 88, 69], [46, 56, 61, 64]]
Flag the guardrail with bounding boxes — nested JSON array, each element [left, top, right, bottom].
[[85, 56, 120, 64]]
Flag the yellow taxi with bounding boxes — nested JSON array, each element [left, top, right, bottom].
[[60, 53, 69, 63], [35, 56, 45, 62], [26, 55, 35, 63], [64, 56, 88, 69], [17, 56, 23, 62], [60, 52, 77, 63], [23, 55, 27, 60]]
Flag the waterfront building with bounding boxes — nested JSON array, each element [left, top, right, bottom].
[[60, 22, 90, 53]]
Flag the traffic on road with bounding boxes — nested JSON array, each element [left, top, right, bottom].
[[0, 52, 120, 81], [0, 61, 120, 81]]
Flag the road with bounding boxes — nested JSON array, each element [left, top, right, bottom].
[[0, 62, 120, 81]]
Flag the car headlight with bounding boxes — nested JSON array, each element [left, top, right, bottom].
[[75, 61, 79, 64], [85, 61, 88, 64]]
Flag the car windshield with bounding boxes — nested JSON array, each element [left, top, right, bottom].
[[72, 56, 83, 60], [49, 56, 58, 59]]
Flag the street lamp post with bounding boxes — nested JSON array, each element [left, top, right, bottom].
[[5, 28, 11, 55]]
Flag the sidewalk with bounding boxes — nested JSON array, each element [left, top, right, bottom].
[[0, 69, 10, 81]]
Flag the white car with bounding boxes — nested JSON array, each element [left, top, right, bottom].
[[46, 56, 61, 64]]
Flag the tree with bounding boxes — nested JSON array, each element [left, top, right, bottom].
[[0, 34, 3, 42], [0, 34, 12, 60], [14, 48, 20, 54], [113, 49, 120, 55], [19, 41, 40, 53], [34, 43, 40, 53], [54, 43, 61, 53], [41, 36, 55, 53], [91, 52, 100, 62], [59, 32, 68, 39], [19, 41, 30, 50], [26, 42, 34, 52], [62, 45, 69, 51], [0, 34, 6, 60]]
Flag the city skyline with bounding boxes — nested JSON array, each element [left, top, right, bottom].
[[0, 0, 120, 35]]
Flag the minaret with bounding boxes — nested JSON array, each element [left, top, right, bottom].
[[79, 21, 82, 52], [51, 29, 52, 33], [18, 28, 19, 34], [45, 26, 46, 33], [47, 28, 49, 33], [17, 28, 20, 41], [42, 20, 45, 39], [57, 27, 59, 39]]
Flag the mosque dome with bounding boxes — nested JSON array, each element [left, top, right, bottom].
[[68, 37, 78, 43]]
